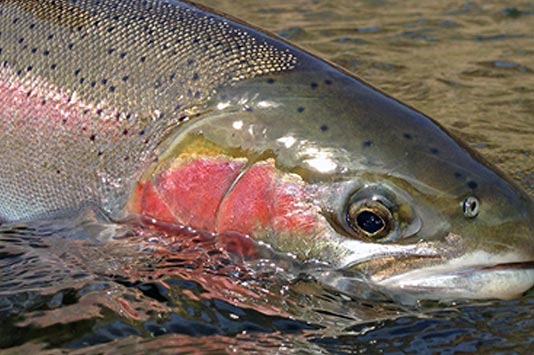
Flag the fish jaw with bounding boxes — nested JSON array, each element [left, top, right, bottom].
[[373, 252, 534, 303], [314, 237, 534, 303]]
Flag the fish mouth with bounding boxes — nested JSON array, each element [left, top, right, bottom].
[[372, 256, 534, 303], [316, 238, 534, 303]]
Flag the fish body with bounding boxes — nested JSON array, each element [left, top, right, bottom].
[[1, 0, 534, 302]]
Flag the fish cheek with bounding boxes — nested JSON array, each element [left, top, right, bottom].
[[128, 155, 246, 231], [216, 159, 321, 237]]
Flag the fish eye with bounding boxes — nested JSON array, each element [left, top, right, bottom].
[[463, 196, 480, 218], [347, 198, 394, 239]]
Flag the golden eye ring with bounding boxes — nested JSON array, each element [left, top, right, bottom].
[[347, 199, 394, 239]]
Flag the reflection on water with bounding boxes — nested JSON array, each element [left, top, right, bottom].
[[3, 207, 534, 354], [2, 0, 534, 353]]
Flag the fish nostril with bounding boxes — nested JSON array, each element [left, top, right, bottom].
[[463, 196, 480, 218]]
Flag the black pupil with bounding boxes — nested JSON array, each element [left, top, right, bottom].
[[356, 210, 384, 234]]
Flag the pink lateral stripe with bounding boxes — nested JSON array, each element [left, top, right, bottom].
[[0, 66, 122, 136]]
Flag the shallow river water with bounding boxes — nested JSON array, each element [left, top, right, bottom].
[[2, 0, 534, 354]]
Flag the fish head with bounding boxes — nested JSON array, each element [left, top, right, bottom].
[[129, 63, 534, 302]]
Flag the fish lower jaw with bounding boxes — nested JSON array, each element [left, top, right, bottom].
[[373, 251, 534, 303]]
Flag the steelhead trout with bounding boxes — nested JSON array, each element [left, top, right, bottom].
[[1, 0, 534, 302]]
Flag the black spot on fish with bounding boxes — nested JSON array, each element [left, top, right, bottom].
[[101, 79, 108, 85], [74, 69, 81, 76], [109, 86, 116, 93], [430, 147, 440, 155], [89, 134, 96, 142], [140, 56, 146, 63], [96, 109, 103, 116], [26, 65, 32, 72], [90, 81, 96, 87], [31, 48, 37, 54], [320, 124, 329, 132], [79, 78, 85, 84], [266, 78, 275, 84], [120, 52, 127, 59], [16, 69, 22, 76], [122, 129, 128, 135], [13, 18, 19, 24], [297, 107, 305, 113], [310, 82, 318, 89], [50, 64, 57, 70], [43, 50, 50, 56], [467, 181, 478, 189], [68, 43, 74, 50], [138, 130, 145, 136], [29, 23, 36, 30], [187, 58, 195, 66], [363, 140, 373, 148], [107, 26, 115, 33], [108, 48, 115, 54], [245, 107, 253, 112], [403, 133, 413, 140], [122, 75, 129, 82], [18, 38, 24, 44], [47, 34, 54, 40], [192, 73, 199, 81], [324, 79, 333, 85]]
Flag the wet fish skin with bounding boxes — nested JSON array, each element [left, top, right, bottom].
[[0, 0, 296, 220], [0, 0, 534, 301]]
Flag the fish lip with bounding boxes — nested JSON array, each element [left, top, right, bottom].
[[331, 239, 534, 302], [452, 260, 534, 273], [338, 239, 445, 267], [371, 255, 534, 303]]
